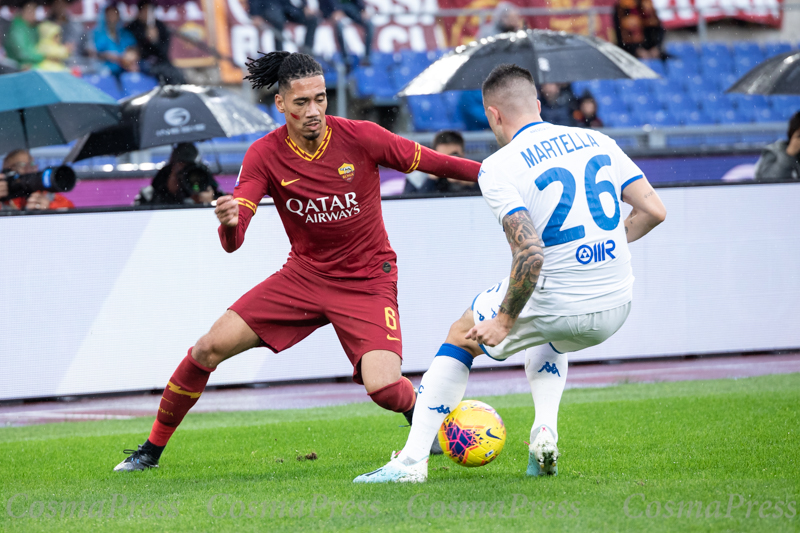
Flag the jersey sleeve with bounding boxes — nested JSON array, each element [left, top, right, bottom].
[[358, 121, 481, 182], [478, 160, 527, 225], [607, 138, 645, 193], [218, 144, 271, 253]]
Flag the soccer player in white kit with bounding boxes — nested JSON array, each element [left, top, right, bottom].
[[354, 64, 667, 483]]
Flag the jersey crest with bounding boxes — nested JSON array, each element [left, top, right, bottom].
[[338, 163, 355, 182]]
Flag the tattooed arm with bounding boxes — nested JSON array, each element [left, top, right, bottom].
[[621, 177, 666, 243], [466, 209, 544, 347]]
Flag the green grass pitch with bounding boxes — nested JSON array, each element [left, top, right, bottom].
[[1, 373, 798, 532]]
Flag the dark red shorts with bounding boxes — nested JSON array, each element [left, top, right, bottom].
[[229, 264, 402, 384]]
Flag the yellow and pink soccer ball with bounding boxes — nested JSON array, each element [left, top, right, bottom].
[[437, 400, 506, 467]]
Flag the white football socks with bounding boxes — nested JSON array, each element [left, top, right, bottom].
[[524, 344, 568, 443], [398, 350, 471, 464]]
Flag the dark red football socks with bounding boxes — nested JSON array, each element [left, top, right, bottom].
[[147, 348, 215, 447]]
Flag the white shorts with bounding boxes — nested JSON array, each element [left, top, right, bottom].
[[471, 277, 631, 360]]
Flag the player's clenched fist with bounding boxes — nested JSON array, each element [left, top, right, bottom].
[[215, 195, 239, 227]]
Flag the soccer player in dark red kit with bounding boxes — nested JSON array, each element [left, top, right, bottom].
[[114, 52, 481, 471]]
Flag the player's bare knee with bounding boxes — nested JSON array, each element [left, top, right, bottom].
[[192, 335, 222, 369]]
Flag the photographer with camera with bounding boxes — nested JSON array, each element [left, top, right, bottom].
[[134, 143, 221, 206], [0, 150, 75, 211]]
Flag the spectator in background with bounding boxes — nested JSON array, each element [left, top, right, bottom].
[[478, 1, 526, 38], [36, 21, 70, 70], [46, 0, 92, 67], [4, 1, 44, 69], [135, 143, 201, 205], [126, 0, 185, 84], [539, 83, 577, 126], [320, 0, 373, 65], [94, 4, 139, 78], [0, 149, 74, 211], [754, 111, 800, 180], [573, 93, 604, 128], [250, 0, 319, 56], [404, 131, 479, 194], [614, 0, 664, 59]]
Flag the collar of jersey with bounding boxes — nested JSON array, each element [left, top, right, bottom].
[[512, 121, 545, 140], [284, 125, 333, 162]]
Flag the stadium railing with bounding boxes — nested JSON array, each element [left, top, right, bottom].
[[29, 121, 786, 177]]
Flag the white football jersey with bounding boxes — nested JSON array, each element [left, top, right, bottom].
[[479, 121, 645, 316]]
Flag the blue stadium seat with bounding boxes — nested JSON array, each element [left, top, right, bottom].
[[666, 60, 699, 81], [640, 59, 666, 76], [730, 94, 770, 110], [613, 79, 638, 93], [583, 79, 617, 97], [699, 93, 732, 114], [734, 56, 761, 77], [652, 78, 686, 96], [370, 52, 398, 70], [604, 112, 635, 128], [571, 81, 591, 97], [596, 94, 628, 115], [351, 66, 378, 98], [700, 56, 734, 76], [686, 75, 717, 97], [441, 91, 466, 130], [732, 41, 764, 61], [717, 73, 739, 93], [83, 74, 122, 100], [679, 110, 715, 125], [665, 97, 698, 115], [120, 72, 158, 97], [665, 42, 699, 62], [734, 106, 757, 123], [646, 110, 680, 127], [391, 64, 425, 92], [754, 108, 778, 122], [763, 41, 794, 58], [631, 79, 658, 94], [407, 95, 452, 132], [630, 94, 663, 116], [700, 42, 731, 60], [769, 95, 800, 120]]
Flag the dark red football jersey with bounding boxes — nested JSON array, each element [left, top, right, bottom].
[[219, 116, 480, 280]]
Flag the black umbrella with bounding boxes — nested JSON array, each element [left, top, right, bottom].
[[66, 84, 278, 162], [726, 51, 800, 96], [399, 29, 659, 96]]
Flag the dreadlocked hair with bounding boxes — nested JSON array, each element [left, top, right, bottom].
[[244, 51, 324, 91]]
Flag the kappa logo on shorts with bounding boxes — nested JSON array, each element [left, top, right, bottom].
[[338, 162, 355, 182]]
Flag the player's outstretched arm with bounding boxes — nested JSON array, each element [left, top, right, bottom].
[[621, 177, 667, 243], [466, 209, 544, 346], [359, 121, 481, 182]]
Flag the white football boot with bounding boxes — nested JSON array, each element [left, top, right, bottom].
[[353, 452, 428, 483], [527, 425, 559, 476]]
